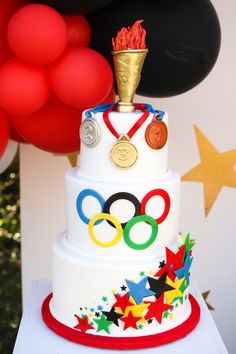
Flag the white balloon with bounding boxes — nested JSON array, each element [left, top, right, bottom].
[[0, 140, 18, 174]]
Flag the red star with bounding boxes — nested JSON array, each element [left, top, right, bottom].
[[74, 315, 94, 333], [155, 245, 186, 281], [112, 293, 133, 313], [120, 311, 142, 330], [144, 294, 173, 324]]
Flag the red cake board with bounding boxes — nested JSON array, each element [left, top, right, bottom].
[[42, 293, 200, 350]]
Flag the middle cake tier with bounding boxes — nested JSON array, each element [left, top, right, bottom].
[[65, 168, 181, 260]]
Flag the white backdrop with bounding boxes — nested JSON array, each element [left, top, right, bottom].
[[20, 0, 235, 352]]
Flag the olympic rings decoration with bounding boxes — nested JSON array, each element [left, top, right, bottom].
[[123, 215, 158, 250], [88, 213, 123, 248], [76, 188, 171, 250], [76, 189, 105, 225], [103, 192, 140, 228], [140, 189, 170, 224]]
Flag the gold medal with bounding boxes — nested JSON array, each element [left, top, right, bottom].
[[110, 134, 138, 169]]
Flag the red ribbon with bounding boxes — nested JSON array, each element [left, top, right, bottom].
[[103, 104, 150, 139]]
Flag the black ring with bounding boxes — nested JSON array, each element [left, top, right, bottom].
[[103, 192, 140, 229]]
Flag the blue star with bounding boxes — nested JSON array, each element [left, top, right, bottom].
[[97, 305, 103, 311], [175, 252, 193, 285], [125, 276, 155, 304], [90, 307, 95, 312]]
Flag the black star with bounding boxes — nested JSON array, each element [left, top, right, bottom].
[[120, 285, 127, 291], [148, 272, 174, 299], [95, 312, 100, 318], [147, 318, 153, 324], [80, 307, 83, 311], [102, 308, 123, 326], [159, 260, 166, 268]]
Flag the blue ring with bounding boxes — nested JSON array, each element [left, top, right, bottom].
[[76, 189, 105, 225]]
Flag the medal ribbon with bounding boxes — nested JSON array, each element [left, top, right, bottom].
[[103, 104, 150, 139]]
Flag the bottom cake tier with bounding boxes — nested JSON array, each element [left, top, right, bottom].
[[42, 233, 200, 349]]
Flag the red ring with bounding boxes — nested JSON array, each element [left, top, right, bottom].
[[140, 189, 170, 224]]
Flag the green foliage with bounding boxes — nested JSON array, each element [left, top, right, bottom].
[[0, 160, 21, 354]]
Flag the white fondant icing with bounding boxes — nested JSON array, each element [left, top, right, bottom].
[[79, 110, 168, 179]]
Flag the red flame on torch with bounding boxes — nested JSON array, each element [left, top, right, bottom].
[[112, 20, 146, 51]]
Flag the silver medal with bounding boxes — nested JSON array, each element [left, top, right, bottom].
[[80, 118, 100, 147]]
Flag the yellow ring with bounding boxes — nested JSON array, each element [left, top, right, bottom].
[[88, 213, 123, 248]]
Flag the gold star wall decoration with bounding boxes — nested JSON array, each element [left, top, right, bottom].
[[182, 125, 236, 216], [53, 152, 80, 168], [202, 290, 215, 311]]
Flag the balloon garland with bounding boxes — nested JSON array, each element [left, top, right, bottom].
[[0, 3, 113, 155]]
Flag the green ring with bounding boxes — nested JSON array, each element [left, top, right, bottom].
[[123, 215, 158, 250]]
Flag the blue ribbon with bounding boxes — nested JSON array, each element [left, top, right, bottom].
[[85, 103, 165, 120]]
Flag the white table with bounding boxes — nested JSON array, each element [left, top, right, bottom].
[[13, 280, 228, 354]]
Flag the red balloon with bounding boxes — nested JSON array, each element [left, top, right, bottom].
[[9, 94, 83, 154], [7, 4, 67, 65], [0, 108, 10, 158], [0, 0, 28, 65], [0, 58, 51, 115], [101, 86, 116, 104], [10, 122, 28, 143], [48, 47, 113, 108], [63, 15, 91, 47]]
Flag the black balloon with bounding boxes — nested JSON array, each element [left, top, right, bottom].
[[30, 0, 115, 14], [88, 0, 221, 97]]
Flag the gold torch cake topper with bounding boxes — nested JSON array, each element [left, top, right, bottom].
[[112, 20, 148, 112]]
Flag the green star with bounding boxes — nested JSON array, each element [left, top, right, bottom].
[[138, 324, 143, 330], [102, 296, 108, 302], [94, 314, 113, 334], [180, 279, 188, 294], [163, 311, 169, 319], [179, 233, 195, 258], [172, 296, 184, 305], [139, 271, 145, 277]]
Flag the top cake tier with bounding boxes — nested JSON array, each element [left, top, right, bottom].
[[79, 106, 168, 180]]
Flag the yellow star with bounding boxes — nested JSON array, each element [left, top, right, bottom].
[[124, 303, 150, 323], [165, 277, 185, 304], [182, 125, 236, 216]]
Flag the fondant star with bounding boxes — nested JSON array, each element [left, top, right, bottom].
[[95, 312, 100, 318], [94, 313, 113, 334], [159, 260, 166, 268], [148, 273, 175, 299], [124, 303, 150, 320], [102, 308, 123, 326], [144, 294, 173, 324], [174, 252, 193, 285], [155, 246, 186, 281], [120, 285, 127, 291], [101, 296, 108, 302], [147, 318, 153, 324], [112, 293, 133, 313], [165, 277, 185, 304], [179, 233, 195, 258], [120, 311, 142, 330], [125, 276, 155, 304], [172, 296, 184, 305], [182, 125, 236, 216], [74, 315, 94, 333]]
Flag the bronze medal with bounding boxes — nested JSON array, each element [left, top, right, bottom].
[[145, 120, 168, 149], [110, 134, 138, 169]]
